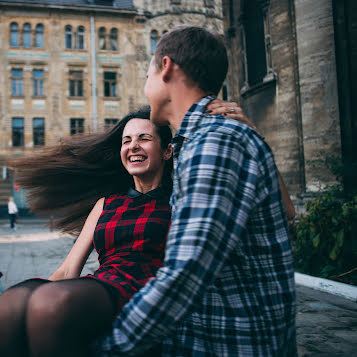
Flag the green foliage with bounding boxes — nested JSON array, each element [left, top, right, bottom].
[[291, 186, 357, 285]]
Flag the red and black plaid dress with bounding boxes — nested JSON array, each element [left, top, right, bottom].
[[87, 187, 171, 310]]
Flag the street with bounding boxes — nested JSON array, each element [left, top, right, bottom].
[[0, 219, 356, 356]]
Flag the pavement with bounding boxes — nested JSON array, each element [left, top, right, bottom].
[[0, 218, 356, 356]]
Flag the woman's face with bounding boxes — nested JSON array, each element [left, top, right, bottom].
[[121, 118, 171, 188]]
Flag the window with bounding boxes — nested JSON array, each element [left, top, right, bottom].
[[105, 118, 118, 130], [103, 71, 117, 97], [70, 118, 84, 135], [77, 26, 85, 49], [110, 28, 118, 51], [69, 70, 83, 97], [35, 24, 44, 48], [65, 25, 73, 49], [150, 30, 159, 54], [33, 117, 45, 146], [204, 0, 214, 8], [10, 22, 19, 47], [222, 84, 228, 101], [33, 69, 44, 97], [23, 23, 31, 48], [99, 27, 106, 50], [244, 0, 267, 86], [12, 117, 24, 147], [11, 68, 23, 96]]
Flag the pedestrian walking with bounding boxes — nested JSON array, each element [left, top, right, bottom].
[[0, 272, 3, 295], [7, 196, 18, 230]]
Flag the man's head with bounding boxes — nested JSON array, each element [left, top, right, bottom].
[[154, 25, 228, 96]]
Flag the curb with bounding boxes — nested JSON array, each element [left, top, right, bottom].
[[295, 272, 357, 302]]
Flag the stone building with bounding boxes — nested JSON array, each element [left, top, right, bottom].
[[0, 0, 224, 215], [222, 0, 356, 207]]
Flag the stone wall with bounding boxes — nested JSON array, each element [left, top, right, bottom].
[[222, 0, 343, 199], [294, 0, 341, 192]]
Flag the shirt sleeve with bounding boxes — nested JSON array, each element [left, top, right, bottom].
[[97, 130, 260, 355]]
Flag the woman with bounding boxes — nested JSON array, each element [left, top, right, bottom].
[[0, 108, 173, 357]]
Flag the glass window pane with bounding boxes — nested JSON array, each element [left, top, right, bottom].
[[33, 118, 45, 146], [23, 23, 31, 48], [105, 118, 118, 130], [12, 69, 23, 96], [77, 26, 85, 49], [99, 27, 106, 50], [104, 72, 116, 80], [70, 118, 84, 135], [12, 117, 24, 147], [104, 81, 110, 97], [69, 79, 75, 96], [150, 30, 158, 54], [35, 24, 44, 48], [110, 28, 118, 51], [33, 69, 43, 78], [33, 70, 44, 96], [244, 0, 267, 86], [65, 25, 72, 49], [10, 23, 19, 46], [78, 80, 83, 96], [12, 69, 22, 78], [111, 82, 117, 97]]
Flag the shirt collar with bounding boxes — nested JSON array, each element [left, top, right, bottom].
[[127, 186, 166, 199], [173, 95, 215, 141]]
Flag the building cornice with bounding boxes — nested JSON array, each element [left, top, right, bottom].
[[145, 9, 222, 21], [0, 2, 136, 16]]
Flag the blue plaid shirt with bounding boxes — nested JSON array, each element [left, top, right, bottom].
[[95, 96, 296, 356]]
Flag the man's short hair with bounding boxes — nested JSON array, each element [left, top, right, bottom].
[[154, 25, 228, 96]]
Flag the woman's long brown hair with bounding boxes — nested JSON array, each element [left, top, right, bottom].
[[7, 107, 173, 235]]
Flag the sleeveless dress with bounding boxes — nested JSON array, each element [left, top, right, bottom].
[[85, 187, 171, 310]]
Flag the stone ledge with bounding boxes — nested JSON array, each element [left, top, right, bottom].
[[295, 272, 357, 302]]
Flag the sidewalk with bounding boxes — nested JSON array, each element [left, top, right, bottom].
[[0, 220, 356, 356], [0, 217, 53, 236]]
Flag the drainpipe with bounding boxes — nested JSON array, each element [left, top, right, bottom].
[[90, 15, 98, 132]]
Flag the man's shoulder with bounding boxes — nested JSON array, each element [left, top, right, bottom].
[[191, 114, 270, 158]]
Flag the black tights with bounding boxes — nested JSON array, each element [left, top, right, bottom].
[[0, 278, 116, 357]]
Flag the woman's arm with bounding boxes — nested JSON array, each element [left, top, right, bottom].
[[206, 99, 296, 221], [49, 197, 105, 280]]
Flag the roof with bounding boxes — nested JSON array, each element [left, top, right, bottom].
[[0, 0, 135, 11]]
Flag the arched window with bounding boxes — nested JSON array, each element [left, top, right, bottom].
[[77, 26, 85, 49], [110, 28, 118, 51], [23, 23, 31, 48], [65, 25, 73, 49], [35, 24, 44, 48], [10, 22, 19, 47], [150, 30, 159, 54], [99, 27, 106, 50]]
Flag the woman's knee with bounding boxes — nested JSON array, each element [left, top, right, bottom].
[[0, 286, 34, 321], [27, 283, 75, 331]]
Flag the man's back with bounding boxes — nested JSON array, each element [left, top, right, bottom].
[[163, 96, 296, 356]]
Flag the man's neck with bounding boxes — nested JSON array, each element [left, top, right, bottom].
[[168, 87, 207, 132]]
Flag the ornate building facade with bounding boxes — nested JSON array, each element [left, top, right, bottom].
[[0, 0, 223, 214], [222, 0, 356, 208]]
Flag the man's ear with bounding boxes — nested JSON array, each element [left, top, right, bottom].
[[163, 143, 173, 160], [161, 56, 175, 82]]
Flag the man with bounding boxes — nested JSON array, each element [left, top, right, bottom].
[[98, 25, 296, 356]]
